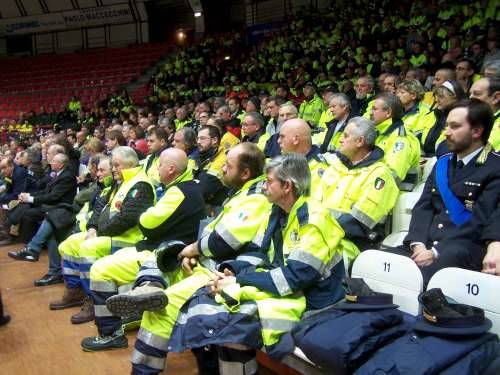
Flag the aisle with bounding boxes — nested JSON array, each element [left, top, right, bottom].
[[0, 244, 197, 375]]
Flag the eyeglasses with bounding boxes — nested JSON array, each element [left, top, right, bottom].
[[197, 136, 212, 141]]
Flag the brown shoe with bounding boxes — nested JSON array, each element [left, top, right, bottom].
[[71, 296, 95, 324], [49, 287, 86, 310]]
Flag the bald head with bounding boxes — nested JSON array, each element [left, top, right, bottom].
[[158, 148, 188, 185], [279, 118, 312, 154]]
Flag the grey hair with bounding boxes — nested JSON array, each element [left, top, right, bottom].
[[347, 117, 377, 148], [482, 60, 500, 78], [358, 76, 375, 89], [377, 93, 404, 120], [179, 127, 197, 150], [245, 111, 265, 128], [111, 146, 139, 168], [53, 153, 69, 166], [265, 153, 311, 197], [329, 93, 352, 110], [279, 103, 298, 114], [218, 105, 231, 113]]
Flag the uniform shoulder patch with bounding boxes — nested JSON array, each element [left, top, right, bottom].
[[130, 189, 140, 199], [393, 141, 404, 152], [374, 177, 385, 190]]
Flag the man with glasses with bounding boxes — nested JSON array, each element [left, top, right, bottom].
[[194, 125, 227, 205]]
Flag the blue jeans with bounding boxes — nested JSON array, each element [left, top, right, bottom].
[[27, 220, 62, 276]]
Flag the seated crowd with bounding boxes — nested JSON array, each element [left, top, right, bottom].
[[0, 0, 499, 373]]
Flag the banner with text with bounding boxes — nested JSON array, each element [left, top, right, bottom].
[[0, 4, 134, 36]]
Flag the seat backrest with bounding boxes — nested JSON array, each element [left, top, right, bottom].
[[381, 231, 408, 248], [351, 249, 423, 315], [421, 156, 437, 182], [391, 192, 421, 233], [427, 268, 500, 336]]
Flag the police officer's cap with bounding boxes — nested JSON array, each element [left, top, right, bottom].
[[334, 278, 399, 311], [413, 288, 492, 336], [155, 240, 186, 273]]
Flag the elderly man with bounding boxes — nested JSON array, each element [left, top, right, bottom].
[[316, 117, 399, 261], [264, 103, 299, 158], [318, 93, 354, 153], [80, 148, 206, 352], [370, 94, 420, 190], [386, 99, 500, 283], [352, 76, 375, 116], [469, 77, 500, 150], [0, 157, 27, 206], [1, 150, 77, 245], [278, 118, 329, 197], [8, 156, 113, 286], [50, 146, 155, 324], [241, 111, 269, 149], [105, 143, 271, 375]]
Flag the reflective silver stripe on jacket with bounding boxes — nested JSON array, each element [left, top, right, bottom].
[[131, 350, 165, 370], [63, 267, 80, 276], [199, 235, 213, 257], [176, 302, 257, 325], [260, 318, 297, 332], [351, 206, 378, 229], [215, 224, 243, 250], [90, 280, 117, 293], [235, 255, 265, 266], [137, 327, 169, 351], [269, 268, 292, 296]]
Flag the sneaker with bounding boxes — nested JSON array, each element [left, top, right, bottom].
[[81, 329, 128, 352], [106, 284, 168, 317], [7, 248, 39, 262]]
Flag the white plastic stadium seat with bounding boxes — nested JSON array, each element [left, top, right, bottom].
[[351, 250, 423, 315], [391, 192, 421, 233], [427, 268, 500, 336], [381, 231, 408, 248], [421, 157, 437, 183]]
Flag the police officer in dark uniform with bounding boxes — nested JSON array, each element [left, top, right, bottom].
[[386, 99, 500, 283]]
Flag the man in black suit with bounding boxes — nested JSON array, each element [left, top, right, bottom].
[[2, 152, 77, 246], [0, 157, 28, 205], [385, 99, 500, 283]]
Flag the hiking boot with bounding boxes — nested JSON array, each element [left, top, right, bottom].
[[71, 296, 95, 324], [7, 248, 38, 262], [81, 329, 128, 352], [106, 284, 168, 317], [49, 287, 86, 310]]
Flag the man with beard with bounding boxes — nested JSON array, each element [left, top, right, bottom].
[[194, 125, 227, 205], [351, 76, 375, 116], [385, 99, 500, 283]]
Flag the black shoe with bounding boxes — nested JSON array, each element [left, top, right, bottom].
[[34, 274, 64, 287], [0, 315, 10, 326], [7, 248, 39, 262], [81, 329, 128, 352]]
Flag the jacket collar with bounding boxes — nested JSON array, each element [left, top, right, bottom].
[[376, 118, 404, 136], [165, 167, 193, 189], [121, 166, 142, 183], [336, 146, 385, 169]]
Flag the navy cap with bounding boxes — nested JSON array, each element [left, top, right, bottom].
[[334, 278, 399, 311], [413, 288, 492, 336], [155, 240, 186, 273]]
